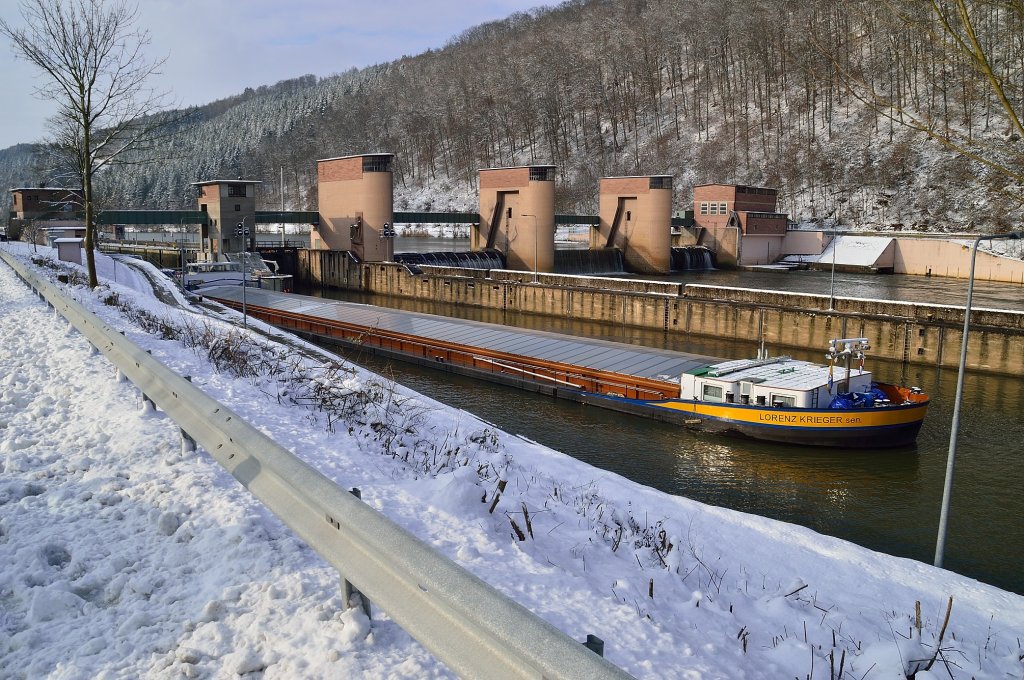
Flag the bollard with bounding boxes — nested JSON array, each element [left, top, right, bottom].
[[180, 376, 197, 454], [340, 487, 372, 621], [583, 634, 605, 657]]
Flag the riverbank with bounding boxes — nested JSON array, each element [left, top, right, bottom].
[[4, 242, 1024, 679]]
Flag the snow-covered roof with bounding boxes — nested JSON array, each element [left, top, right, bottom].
[[9, 187, 81, 192], [786, 235, 894, 267], [478, 164, 556, 171], [190, 179, 264, 186], [701, 356, 864, 392], [316, 153, 394, 163]]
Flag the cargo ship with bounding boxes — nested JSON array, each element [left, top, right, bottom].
[[200, 287, 929, 448]]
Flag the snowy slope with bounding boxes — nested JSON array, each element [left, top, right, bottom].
[[1, 242, 1022, 680]]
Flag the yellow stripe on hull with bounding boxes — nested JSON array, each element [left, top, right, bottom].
[[649, 400, 929, 429]]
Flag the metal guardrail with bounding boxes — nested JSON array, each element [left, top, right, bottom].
[[0, 250, 634, 680]]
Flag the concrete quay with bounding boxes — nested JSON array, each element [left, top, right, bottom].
[[296, 251, 1024, 377]]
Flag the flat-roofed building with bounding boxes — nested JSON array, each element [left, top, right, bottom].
[[693, 184, 790, 266], [596, 176, 673, 274], [312, 154, 395, 262], [9, 187, 82, 220], [192, 179, 262, 260], [8, 187, 84, 245]]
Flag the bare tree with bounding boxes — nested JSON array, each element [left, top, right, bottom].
[[1, 0, 173, 287], [817, 0, 1024, 208]]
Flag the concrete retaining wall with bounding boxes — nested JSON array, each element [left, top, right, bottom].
[[894, 238, 1024, 283], [295, 251, 1024, 376]]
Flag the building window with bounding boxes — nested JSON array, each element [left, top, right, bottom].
[[362, 156, 393, 173], [529, 167, 555, 181], [234, 204, 241, 212], [700, 202, 709, 215], [227, 184, 246, 197], [649, 176, 672, 190], [709, 203, 719, 216], [718, 202, 728, 214], [701, 384, 724, 402]]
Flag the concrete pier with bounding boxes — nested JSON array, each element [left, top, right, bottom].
[[474, 166, 555, 273]]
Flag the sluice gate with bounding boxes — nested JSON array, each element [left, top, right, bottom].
[[394, 249, 505, 270], [555, 248, 625, 275], [671, 246, 715, 271]]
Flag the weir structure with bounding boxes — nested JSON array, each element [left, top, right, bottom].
[[474, 166, 556, 273], [312, 154, 395, 263], [594, 176, 673, 274]]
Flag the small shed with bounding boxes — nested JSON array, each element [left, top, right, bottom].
[[54, 237, 84, 265]]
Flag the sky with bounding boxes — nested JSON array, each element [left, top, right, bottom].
[[0, 0, 552, 150], [2, 240, 1024, 678]]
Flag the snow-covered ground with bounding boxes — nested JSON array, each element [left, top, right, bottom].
[[1, 242, 1022, 680]]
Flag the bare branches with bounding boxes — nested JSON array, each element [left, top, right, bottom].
[[1, 0, 175, 288], [817, 0, 1024, 208]]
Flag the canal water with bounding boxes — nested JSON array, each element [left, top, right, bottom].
[[295, 257, 1024, 595]]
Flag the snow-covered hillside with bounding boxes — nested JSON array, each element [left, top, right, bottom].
[[4, 1, 1022, 233]]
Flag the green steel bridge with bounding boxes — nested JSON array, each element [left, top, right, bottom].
[[91, 209, 693, 228]]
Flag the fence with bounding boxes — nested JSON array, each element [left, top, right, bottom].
[[0, 250, 634, 680]]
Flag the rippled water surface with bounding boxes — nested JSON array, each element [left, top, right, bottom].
[[297, 267, 1024, 594]]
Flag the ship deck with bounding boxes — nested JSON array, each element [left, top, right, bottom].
[[202, 286, 720, 399]]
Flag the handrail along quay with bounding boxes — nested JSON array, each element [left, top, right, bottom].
[[200, 285, 720, 408], [0, 251, 634, 680]]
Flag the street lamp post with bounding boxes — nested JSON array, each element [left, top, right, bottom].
[[828, 229, 837, 312], [934, 230, 1022, 568], [178, 217, 189, 286]]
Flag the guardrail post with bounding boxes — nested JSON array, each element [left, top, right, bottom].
[[584, 634, 605, 657], [141, 349, 156, 412], [115, 331, 128, 382], [342, 487, 372, 621], [180, 376, 197, 454]]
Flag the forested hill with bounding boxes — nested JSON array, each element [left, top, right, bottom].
[[2, 0, 1022, 232]]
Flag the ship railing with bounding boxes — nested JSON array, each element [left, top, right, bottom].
[[472, 355, 584, 388]]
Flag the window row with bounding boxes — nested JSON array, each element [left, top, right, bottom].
[[699, 202, 729, 216], [701, 383, 796, 407]]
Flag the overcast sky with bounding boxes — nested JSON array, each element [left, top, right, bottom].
[[0, 0, 551, 150]]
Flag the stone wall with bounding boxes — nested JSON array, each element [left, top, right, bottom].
[[295, 252, 1024, 376]]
